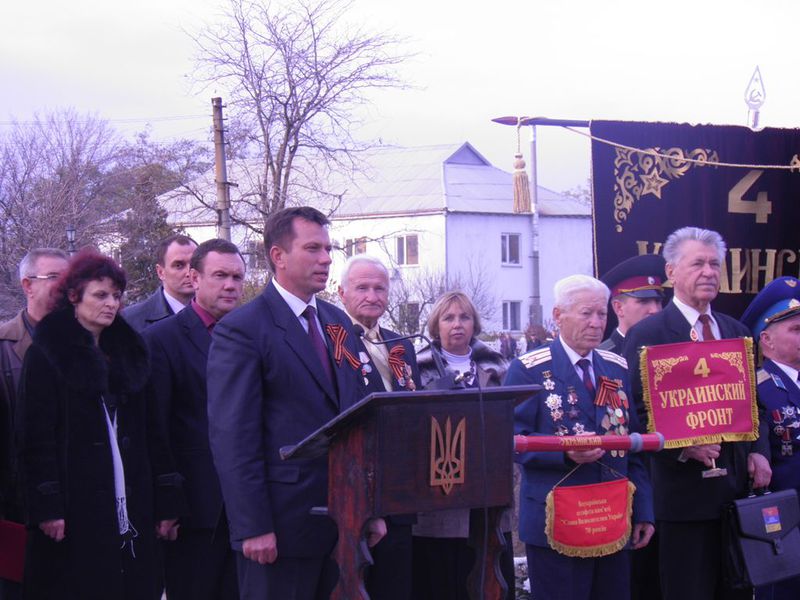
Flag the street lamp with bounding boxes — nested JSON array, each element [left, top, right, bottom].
[[66, 225, 76, 256]]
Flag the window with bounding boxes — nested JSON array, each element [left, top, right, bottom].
[[501, 233, 520, 265], [399, 302, 420, 333], [246, 240, 266, 270], [502, 301, 522, 331], [344, 237, 367, 257], [396, 235, 419, 265]]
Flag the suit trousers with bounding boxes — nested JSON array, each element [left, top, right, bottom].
[[365, 522, 413, 600], [164, 525, 237, 600], [235, 552, 338, 600], [526, 543, 630, 600], [659, 519, 751, 600]]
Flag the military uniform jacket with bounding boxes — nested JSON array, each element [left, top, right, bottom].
[[506, 339, 654, 548], [757, 359, 800, 493], [598, 329, 625, 356]]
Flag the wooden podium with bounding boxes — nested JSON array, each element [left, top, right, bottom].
[[281, 384, 540, 599]]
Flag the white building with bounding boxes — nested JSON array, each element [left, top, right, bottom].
[[158, 142, 591, 333]]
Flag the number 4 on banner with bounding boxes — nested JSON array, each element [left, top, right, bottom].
[[693, 358, 711, 378], [728, 169, 772, 223]]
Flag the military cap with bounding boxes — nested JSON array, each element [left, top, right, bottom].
[[600, 254, 666, 299], [741, 276, 800, 338]]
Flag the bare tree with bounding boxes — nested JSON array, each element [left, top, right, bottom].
[[384, 260, 499, 336], [0, 110, 120, 316], [189, 0, 408, 227]]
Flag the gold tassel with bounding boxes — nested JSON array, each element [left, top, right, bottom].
[[512, 118, 532, 213], [513, 153, 532, 213]]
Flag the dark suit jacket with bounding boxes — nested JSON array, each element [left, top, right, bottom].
[[359, 327, 421, 394], [207, 282, 367, 558], [145, 306, 222, 530], [623, 301, 769, 521], [122, 287, 174, 333]]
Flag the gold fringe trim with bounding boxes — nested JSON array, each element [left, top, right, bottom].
[[640, 347, 656, 434], [744, 337, 761, 439], [544, 481, 636, 558]]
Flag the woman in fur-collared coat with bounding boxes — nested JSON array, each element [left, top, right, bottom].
[[17, 250, 183, 600], [413, 291, 513, 600]]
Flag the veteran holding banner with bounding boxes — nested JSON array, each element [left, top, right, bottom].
[[624, 226, 771, 600], [506, 274, 653, 600]]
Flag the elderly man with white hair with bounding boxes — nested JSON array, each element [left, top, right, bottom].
[[505, 274, 654, 600]]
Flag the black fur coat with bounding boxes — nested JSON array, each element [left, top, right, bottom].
[[17, 307, 182, 600]]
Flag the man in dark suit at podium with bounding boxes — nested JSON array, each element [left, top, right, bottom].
[[624, 226, 771, 600], [207, 207, 385, 600], [145, 239, 245, 599], [338, 255, 420, 600]]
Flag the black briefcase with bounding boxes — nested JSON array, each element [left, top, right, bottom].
[[723, 488, 800, 588]]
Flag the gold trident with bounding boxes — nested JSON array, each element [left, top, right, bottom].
[[430, 416, 466, 494]]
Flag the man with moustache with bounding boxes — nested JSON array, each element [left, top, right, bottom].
[[0, 248, 68, 600], [338, 255, 420, 600], [207, 207, 386, 599], [123, 234, 197, 332], [145, 239, 246, 600], [624, 226, 771, 600], [741, 276, 800, 600]]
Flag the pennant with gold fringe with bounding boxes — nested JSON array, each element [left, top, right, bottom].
[[545, 466, 635, 558], [639, 337, 759, 448]]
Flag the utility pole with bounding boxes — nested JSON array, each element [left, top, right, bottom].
[[212, 97, 232, 241]]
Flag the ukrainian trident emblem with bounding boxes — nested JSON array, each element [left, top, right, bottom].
[[430, 416, 466, 494]]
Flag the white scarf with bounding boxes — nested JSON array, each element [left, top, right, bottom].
[[101, 397, 133, 539]]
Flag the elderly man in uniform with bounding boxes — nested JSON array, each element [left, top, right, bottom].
[[506, 274, 654, 600], [742, 276, 800, 600], [338, 255, 420, 600], [122, 234, 197, 332], [0, 248, 68, 599], [624, 226, 771, 600], [599, 254, 666, 356]]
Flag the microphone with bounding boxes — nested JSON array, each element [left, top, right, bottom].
[[350, 324, 457, 389]]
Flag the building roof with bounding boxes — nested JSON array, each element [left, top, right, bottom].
[[158, 141, 588, 226]]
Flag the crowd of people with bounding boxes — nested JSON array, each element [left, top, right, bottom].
[[0, 211, 796, 600]]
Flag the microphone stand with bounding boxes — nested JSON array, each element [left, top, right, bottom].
[[351, 324, 462, 390]]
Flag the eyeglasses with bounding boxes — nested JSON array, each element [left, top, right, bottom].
[[26, 274, 60, 281]]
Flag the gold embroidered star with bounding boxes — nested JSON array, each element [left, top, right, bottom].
[[640, 168, 669, 199]]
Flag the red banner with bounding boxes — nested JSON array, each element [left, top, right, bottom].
[[545, 478, 634, 558], [640, 338, 758, 448]]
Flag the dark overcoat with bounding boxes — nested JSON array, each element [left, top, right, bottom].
[[17, 306, 183, 600]]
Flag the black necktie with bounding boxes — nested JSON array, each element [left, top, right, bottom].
[[698, 314, 716, 341], [577, 358, 595, 399], [303, 306, 333, 384]]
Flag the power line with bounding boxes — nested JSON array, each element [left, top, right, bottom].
[[0, 114, 209, 126]]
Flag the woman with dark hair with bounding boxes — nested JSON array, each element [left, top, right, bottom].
[[413, 291, 514, 599], [17, 249, 183, 600]]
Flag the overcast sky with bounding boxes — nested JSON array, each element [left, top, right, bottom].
[[3, 0, 799, 193]]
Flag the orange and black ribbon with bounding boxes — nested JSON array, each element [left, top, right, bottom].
[[388, 344, 407, 380], [595, 376, 626, 409], [324, 324, 361, 370]]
